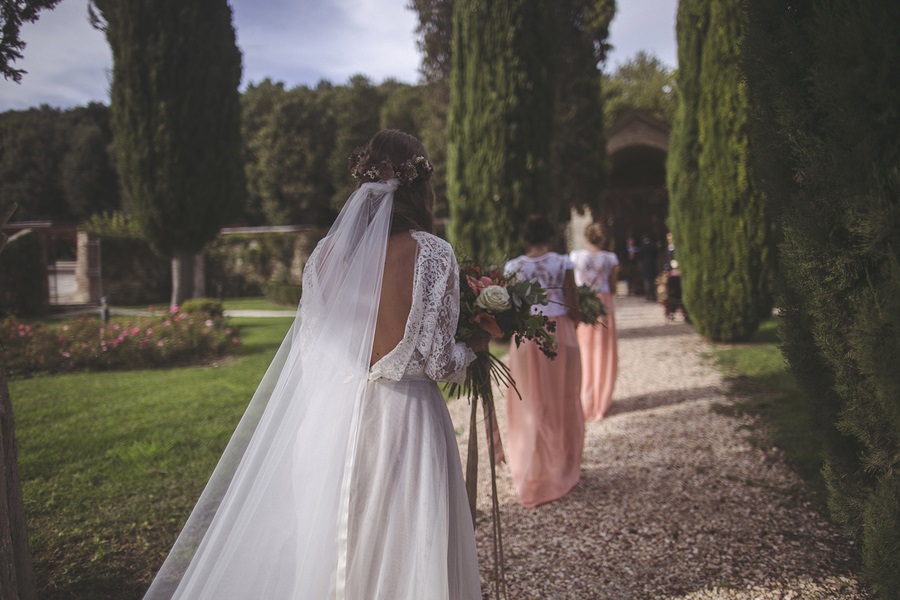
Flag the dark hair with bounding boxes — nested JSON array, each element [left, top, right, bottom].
[[585, 223, 607, 247], [356, 129, 435, 234], [523, 214, 555, 247]]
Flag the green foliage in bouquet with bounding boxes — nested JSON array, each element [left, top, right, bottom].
[[574, 284, 607, 326]]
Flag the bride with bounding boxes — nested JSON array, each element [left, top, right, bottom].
[[144, 130, 483, 599]]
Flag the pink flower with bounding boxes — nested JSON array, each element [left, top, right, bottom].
[[62, 325, 70, 332], [470, 312, 503, 338], [231, 337, 241, 345], [157, 340, 164, 347], [162, 320, 170, 327], [225, 328, 233, 334], [62, 351, 71, 358], [466, 275, 495, 296], [204, 319, 214, 328], [146, 328, 153, 336], [169, 305, 180, 314], [18, 331, 24, 337], [113, 324, 121, 331], [131, 327, 140, 335]]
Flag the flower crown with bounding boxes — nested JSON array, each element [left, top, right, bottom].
[[348, 148, 434, 186]]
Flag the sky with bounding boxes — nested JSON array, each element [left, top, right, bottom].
[[0, 0, 678, 112]]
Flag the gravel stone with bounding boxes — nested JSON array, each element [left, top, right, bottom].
[[446, 296, 868, 599]]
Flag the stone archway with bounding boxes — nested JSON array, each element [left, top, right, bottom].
[[572, 110, 670, 294], [600, 110, 670, 254]]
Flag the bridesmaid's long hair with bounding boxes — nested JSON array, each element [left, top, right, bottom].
[[356, 129, 435, 235]]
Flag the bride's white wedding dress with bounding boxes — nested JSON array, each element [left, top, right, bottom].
[[144, 181, 482, 599]]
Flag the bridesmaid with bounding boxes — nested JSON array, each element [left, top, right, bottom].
[[570, 223, 620, 421], [503, 215, 583, 508]]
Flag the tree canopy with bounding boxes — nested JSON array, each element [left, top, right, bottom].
[[602, 50, 676, 128]]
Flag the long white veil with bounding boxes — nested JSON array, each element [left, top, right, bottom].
[[145, 181, 397, 599]]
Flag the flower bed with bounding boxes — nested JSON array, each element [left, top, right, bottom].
[[1, 304, 240, 378]]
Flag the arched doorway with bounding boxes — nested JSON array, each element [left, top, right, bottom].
[[590, 111, 670, 293]]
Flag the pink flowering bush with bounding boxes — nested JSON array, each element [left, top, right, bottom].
[[1, 304, 240, 378]]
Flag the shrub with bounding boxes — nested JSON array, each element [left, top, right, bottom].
[[263, 283, 302, 307], [180, 297, 225, 318], [1, 308, 240, 378], [0, 229, 46, 317], [82, 213, 170, 305]]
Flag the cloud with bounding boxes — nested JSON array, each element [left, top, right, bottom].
[[231, 0, 420, 88], [605, 0, 678, 70], [1, 0, 678, 110], [0, 0, 111, 110]]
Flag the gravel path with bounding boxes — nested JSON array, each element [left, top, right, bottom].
[[447, 295, 867, 599]]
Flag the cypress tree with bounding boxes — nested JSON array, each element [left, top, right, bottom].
[[91, 0, 245, 305], [667, 0, 776, 341], [551, 0, 614, 221], [447, 0, 558, 261], [745, 0, 900, 594]]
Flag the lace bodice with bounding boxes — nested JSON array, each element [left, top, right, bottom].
[[504, 252, 574, 317], [367, 231, 475, 384], [570, 249, 619, 294]]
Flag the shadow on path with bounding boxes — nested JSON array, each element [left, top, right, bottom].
[[617, 322, 695, 340], [606, 384, 724, 418]]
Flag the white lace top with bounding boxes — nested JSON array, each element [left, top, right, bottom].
[[368, 231, 475, 384], [569, 249, 619, 294], [504, 252, 574, 318]]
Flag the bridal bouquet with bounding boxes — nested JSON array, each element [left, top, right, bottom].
[[455, 264, 557, 359], [447, 263, 557, 408], [575, 283, 608, 326], [447, 262, 556, 599]]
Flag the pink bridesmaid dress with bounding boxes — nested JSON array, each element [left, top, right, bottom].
[[503, 253, 584, 508], [570, 248, 619, 421]]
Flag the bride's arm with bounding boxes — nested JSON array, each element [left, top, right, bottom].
[[418, 239, 476, 384]]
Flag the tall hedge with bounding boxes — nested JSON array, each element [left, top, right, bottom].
[[93, 0, 246, 305], [0, 230, 45, 317], [667, 0, 776, 341], [744, 0, 900, 595], [447, 0, 558, 261]]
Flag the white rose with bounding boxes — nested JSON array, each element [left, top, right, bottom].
[[475, 285, 512, 312]]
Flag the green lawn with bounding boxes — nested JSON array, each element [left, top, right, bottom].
[[711, 318, 827, 503], [9, 316, 294, 600], [222, 296, 297, 312], [110, 296, 295, 313]]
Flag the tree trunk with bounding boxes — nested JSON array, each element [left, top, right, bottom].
[[192, 251, 205, 299], [170, 250, 194, 307], [0, 357, 37, 600]]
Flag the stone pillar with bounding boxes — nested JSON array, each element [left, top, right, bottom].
[[74, 232, 102, 305]]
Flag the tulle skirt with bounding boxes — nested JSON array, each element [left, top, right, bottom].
[[155, 377, 481, 600], [505, 315, 584, 508], [576, 291, 618, 421], [345, 378, 481, 599]]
